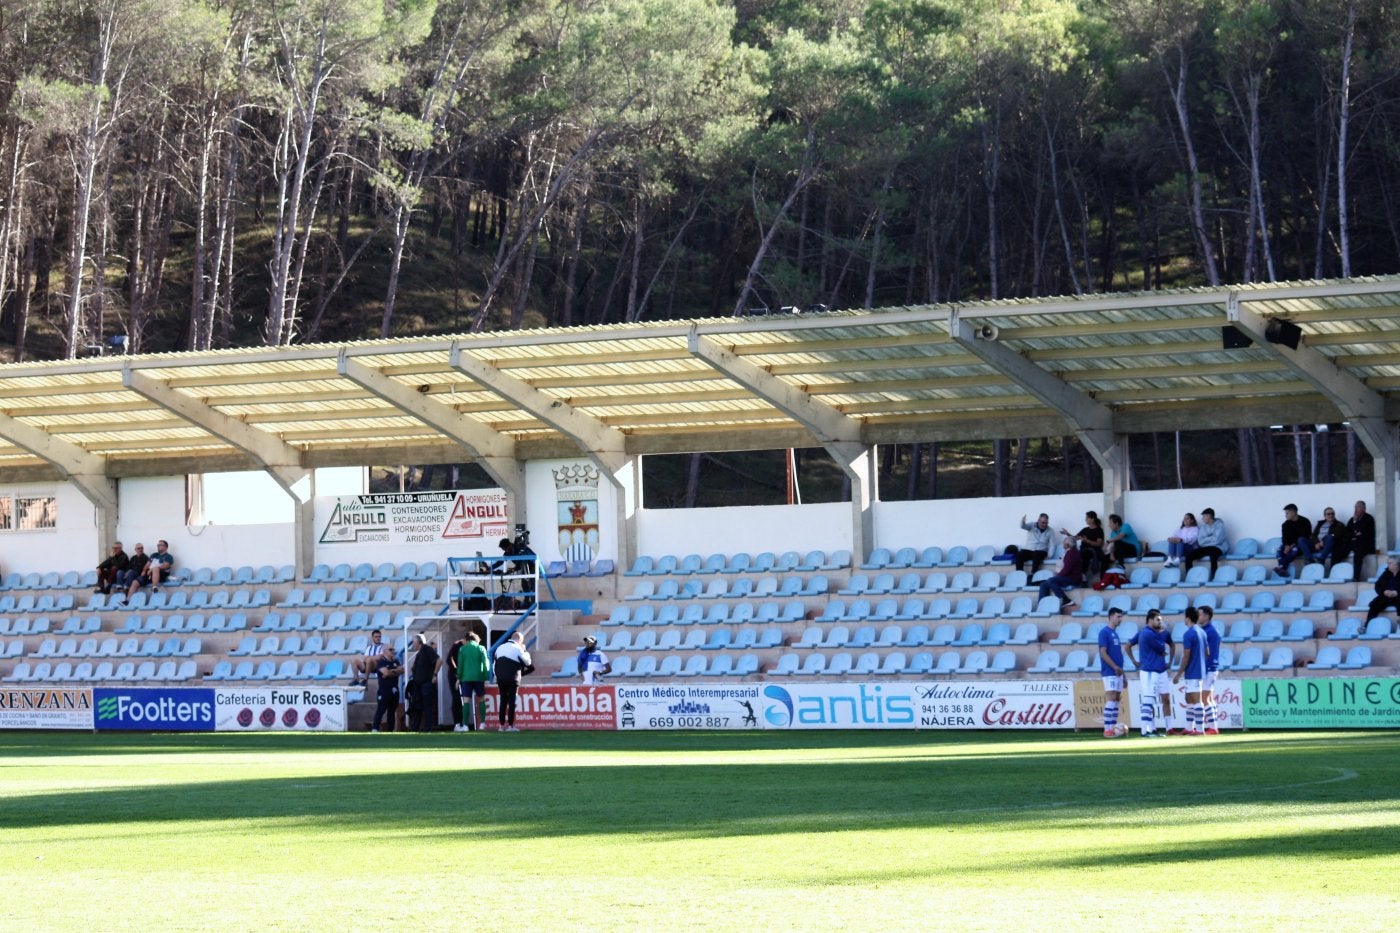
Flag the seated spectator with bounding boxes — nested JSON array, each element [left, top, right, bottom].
[[1312, 507, 1342, 571], [1060, 511, 1105, 579], [117, 544, 150, 603], [1183, 508, 1228, 579], [350, 629, 388, 687], [143, 540, 175, 590], [1103, 514, 1139, 568], [1014, 513, 1053, 574], [1037, 536, 1084, 611], [1164, 513, 1198, 568], [1273, 503, 1314, 577], [1365, 557, 1400, 622], [1336, 500, 1377, 581], [96, 541, 129, 595]]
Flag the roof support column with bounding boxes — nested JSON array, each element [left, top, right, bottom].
[[338, 351, 527, 528], [687, 329, 874, 559], [948, 311, 1127, 520], [453, 345, 638, 568], [0, 411, 119, 560], [122, 366, 314, 576], [1227, 294, 1395, 549]]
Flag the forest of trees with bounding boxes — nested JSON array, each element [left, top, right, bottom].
[[2, 0, 1399, 361]]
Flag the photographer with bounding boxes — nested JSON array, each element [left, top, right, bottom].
[[499, 527, 536, 608]]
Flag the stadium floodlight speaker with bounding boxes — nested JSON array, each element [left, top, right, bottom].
[[1265, 319, 1302, 349], [976, 323, 1000, 341], [1221, 326, 1253, 349]]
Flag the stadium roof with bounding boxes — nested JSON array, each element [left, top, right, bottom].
[[2, 275, 1400, 484]]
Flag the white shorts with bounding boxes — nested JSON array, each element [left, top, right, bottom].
[[1182, 678, 1203, 694], [1202, 671, 1218, 691], [1140, 669, 1171, 695], [1102, 675, 1125, 694]]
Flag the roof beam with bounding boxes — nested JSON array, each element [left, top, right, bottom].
[[122, 366, 309, 499], [338, 351, 525, 504], [0, 411, 118, 516], [453, 343, 628, 473], [688, 329, 861, 444], [1227, 294, 1390, 450]]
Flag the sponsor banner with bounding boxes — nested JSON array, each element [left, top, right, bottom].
[[916, 681, 1076, 729], [760, 683, 918, 729], [615, 684, 762, 730], [1243, 677, 1400, 728], [317, 489, 508, 546], [483, 684, 616, 730], [94, 687, 215, 732], [214, 687, 347, 732], [0, 688, 93, 730], [1123, 678, 1244, 730]]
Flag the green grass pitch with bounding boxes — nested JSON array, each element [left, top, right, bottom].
[[4, 729, 1399, 930]]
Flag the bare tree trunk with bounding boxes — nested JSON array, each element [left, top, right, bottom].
[[1337, 0, 1357, 276], [1164, 43, 1222, 286], [734, 126, 817, 316]]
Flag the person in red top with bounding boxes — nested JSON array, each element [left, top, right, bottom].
[[1037, 536, 1084, 611]]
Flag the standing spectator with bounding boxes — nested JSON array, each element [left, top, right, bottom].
[[407, 633, 442, 732], [1273, 504, 1314, 577], [141, 540, 175, 592], [1125, 609, 1172, 738], [1163, 513, 1198, 568], [1103, 514, 1140, 569], [1037, 536, 1084, 611], [1364, 557, 1400, 623], [576, 635, 611, 684], [444, 636, 466, 729], [1097, 607, 1129, 738], [1184, 508, 1228, 579], [1198, 605, 1222, 735], [117, 544, 150, 604], [1335, 500, 1377, 581], [349, 629, 386, 687], [1312, 507, 1342, 571], [493, 632, 532, 732], [1173, 607, 1208, 735], [1060, 511, 1105, 579], [1014, 513, 1053, 574], [456, 633, 490, 732], [371, 645, 403, 733], [96, 542, 129, 595]]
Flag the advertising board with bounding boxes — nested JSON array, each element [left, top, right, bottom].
[[214, 687, 347, 731], [0, 688, 93, 730], [317, 489, 508, 547], [94, 687, 216, 731], [615, 684, 762, 730], [483, 684, 616, 730], [1243, 677, 1400, 728]]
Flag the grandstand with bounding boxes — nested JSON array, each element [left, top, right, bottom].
[[1, 276, 1399, 722]]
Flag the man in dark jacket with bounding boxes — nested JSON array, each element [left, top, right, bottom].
[[407, 633, 441, 732], [1273, 504, 1314, 578], [1365, 557, 1400, 623], [1336, 500, 1377, 581], [96, 542, 128, 595]]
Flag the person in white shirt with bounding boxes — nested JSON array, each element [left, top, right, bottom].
[[577, 635, 611, 684]]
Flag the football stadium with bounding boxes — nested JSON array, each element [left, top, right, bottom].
[[2, 278, 1400, 926]]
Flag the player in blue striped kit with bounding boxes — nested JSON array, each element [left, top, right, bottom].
[[1125, 609, 1171, 737], [1174, 606, 1209, 735], [1097, 607, 1129, 737], [1197, 605, 1222, 734]]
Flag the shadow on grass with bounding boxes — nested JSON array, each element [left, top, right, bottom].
[[3, 732, 1399, 848]]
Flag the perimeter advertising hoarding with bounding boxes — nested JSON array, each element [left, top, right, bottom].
[[1077, 679, 1244, 730], [1243, 677, 1400, 728], [214, 687, 347, 731], [316, 489, 509, 547], [616, 684, 762, 730], [94, 687, 215, 731], [0, 688, 93, 730], [484, 684, 616, 730]]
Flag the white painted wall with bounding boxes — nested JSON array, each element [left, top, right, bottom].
[[637, 501, 854, 558]]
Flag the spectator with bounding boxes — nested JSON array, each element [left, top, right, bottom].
[[577, 635, 612, 684], [1163, 513, 1198, 568], [1060, 511, 1105, 579], [349, 629, 386, 687], [1184, 508, 1228, 579], [1364, 557, 1400, 623], [444, 636, 466, 729], [1336, 500, 1377, 581], [95, 542, 129, 595], [1014, 513, 1054, 574], [117, 544, 151, 604], [139, 540, 175, 593], [493, 632, 532, 732], [407, 633, 442, 732], [1037, 536, 1084, 611], [371, 645, 403, 733], [1312, 507, 1342, 571], [456, 633, 490, 732], [1273, 504, 1315, 577], [1103, 514, 1139, 568]]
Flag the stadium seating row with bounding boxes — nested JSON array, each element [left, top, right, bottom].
[[2, 659, 196, 683], [30, 636, 202, 659], [229, 633, 379, 657], [277, 584, 438, 609], [623, 550, 853, 576], [625, 576, 829, 601], [207, 659, 347, 681]]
